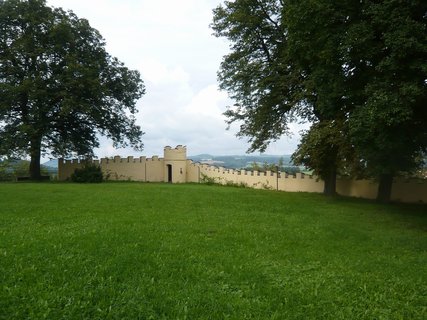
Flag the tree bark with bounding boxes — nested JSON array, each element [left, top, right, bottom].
[[29, 137, 42, 180], [323, 167, 337, 196], [377, 173, 393, 203]]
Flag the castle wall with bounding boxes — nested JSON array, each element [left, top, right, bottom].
[[391, 178, 427, 203], [279, 173, 324, 193], [336, 179, 378, 199], [196, 165, 324, 192], [146, 156, 164, 182], [58, 146, 427, 204], [186, 161, 201, 183], [58, 159, 84, 181], [164, 145, 187, 183], [58, 156, 163, 182], [99, 156, 147, 181]]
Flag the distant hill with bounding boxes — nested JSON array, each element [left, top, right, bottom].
[[42, 159, 58, 169], [189, 154, 293, 169]]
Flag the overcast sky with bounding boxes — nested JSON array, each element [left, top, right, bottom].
[[46, 0, 309, 158]]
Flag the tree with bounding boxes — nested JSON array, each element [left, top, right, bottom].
[[344, 0, 427, 202], [292, 120, 362, 195], [0, 0, 145, 179], [284, 0, 361, 195], [211, 0, 354, 195], [287, 0, 427, 202], [213, 0, 426, 201], [212, 0, 302, 153]]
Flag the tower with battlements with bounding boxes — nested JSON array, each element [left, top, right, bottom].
[[163, 145, 187, 183]]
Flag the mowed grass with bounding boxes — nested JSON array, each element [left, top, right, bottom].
[[0, 183, 426, 319]]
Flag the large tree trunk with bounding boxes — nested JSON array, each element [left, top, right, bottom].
[[29, 137, 42, 180], [377, 173, 393, 203], [323, 167, 337, 196]]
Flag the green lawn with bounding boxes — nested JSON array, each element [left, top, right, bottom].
[[0, 183, 426, 319]]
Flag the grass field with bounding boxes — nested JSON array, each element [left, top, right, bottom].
[[0, 182, 426, 319]]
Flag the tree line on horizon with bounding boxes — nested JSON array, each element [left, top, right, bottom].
[[211, 0, 426, 202]]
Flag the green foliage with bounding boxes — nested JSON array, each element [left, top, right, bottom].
[[12, 161, 35, 177], [212, 0, 427, 200], [248, 161, 262, 172], [0, 0, 145, 179], [282, 166, 301, 175], [0, 159, 13, 181], [292, 120, 362, 180], [200, 173, 248, 188], [211, 0, 353, 196], [200, 173, 219, 185], [70, 163, 103, 183], [212, 0, 301, 153], [0, 159, 49, 181], [225, 180, 248, 188], [345, 0, 427, 178], [0, 183, 426, 319]]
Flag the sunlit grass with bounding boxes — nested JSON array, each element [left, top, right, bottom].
[[0, 182, 426, 319]]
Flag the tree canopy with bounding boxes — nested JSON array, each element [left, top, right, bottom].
[[211, 0, 353, 195], [212, 0, 303, 153], [0, 0, 145, 179], [345, 0, 427, 201], [212, 0, 427, 201]]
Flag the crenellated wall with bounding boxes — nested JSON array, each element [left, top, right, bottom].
[[58, 155, 160, 182], [187, 163, 427, 202], [58, 145, 427, 204], [191, 164, 325, 193], [58, 145, 188, 183], [100, 156, 147, 181]]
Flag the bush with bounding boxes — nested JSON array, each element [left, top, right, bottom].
[[0, 160, 13, 181], [225, 180, 248, 188], [200, 173, 219, 185], [71, 163, 103, 183]]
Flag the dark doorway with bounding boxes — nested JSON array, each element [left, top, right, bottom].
[[167, 164, 172, 183]]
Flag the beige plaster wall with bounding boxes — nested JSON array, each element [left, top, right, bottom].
[[145, 157, 164, 182], [164, 161, 187, 183], [195, 162, 426, 202], [164, 145, 187, 183], [164, 145, 186, 161], [100, 156, 146, 181], [186, 161, 201, 183], [336, 178, 427, 203], [58, 156, 161, 182], [336, 179, 378, 199], [58, 159, 84, 181], [197, 165, 324, 193], [391, 178, 427, 203], [58, 146, 427, 204]]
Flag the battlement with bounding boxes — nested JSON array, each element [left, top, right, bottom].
[[192, 161, 318, 180], [57, 145, 427, 203], [164, 145, 186, 151], [146, 156, 162, 161], [164, 145, 186, 161]]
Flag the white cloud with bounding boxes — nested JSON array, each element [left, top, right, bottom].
[[45, 0, 306, 161], [184, 85, 228, 119], [140, 59, 190, 86]]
